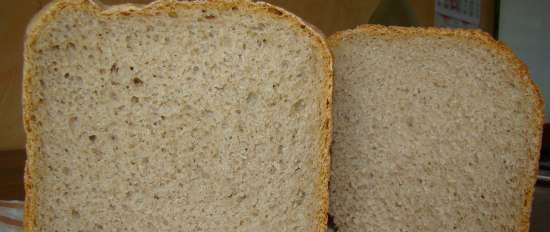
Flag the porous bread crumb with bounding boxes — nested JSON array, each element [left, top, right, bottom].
[[328, 25, 543, 232], [23, 0, 332, 231]]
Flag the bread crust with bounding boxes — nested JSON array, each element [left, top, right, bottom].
[[23, 1, 333, 231], [328, 24, 543, 232]]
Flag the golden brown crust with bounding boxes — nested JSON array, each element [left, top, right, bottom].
[[23, 0, 333, 231], [328, 24, 543, 232]]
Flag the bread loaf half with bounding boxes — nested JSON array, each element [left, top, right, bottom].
[[328, 25, 543, 232], [23, 0, 333, 231]]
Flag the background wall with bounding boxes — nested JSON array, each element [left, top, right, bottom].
[[499, 0, 550, 122]]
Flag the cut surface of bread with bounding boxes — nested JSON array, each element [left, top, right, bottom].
[[328, 25, 543, 232], [23, 0, 332, 231]]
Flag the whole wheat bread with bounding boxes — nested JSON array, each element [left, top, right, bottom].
[[23, 0, 333, 231], [328, 25, 543, 232]]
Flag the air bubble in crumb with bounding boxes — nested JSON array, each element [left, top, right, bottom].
[[292, 190, 306, 207], [110, 63, 119, 73], [132, 77, 143, 85], [290, 99, 305, 115], [246, 92, 258, 104], [71, 209, 80, 218], [89, 135, 97, 142]]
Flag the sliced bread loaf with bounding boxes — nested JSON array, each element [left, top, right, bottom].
[[328, 25, 543, 232], [23, 0, 333, 231]]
